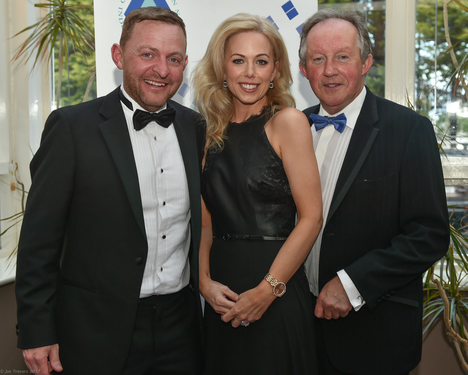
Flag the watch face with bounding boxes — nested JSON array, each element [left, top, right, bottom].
[[274, 282, 286, 297]]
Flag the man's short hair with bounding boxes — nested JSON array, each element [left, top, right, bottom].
[[120, 6, 187, 50], [298, 8, 372, 66]]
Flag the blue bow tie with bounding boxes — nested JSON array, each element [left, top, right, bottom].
[[309, 113, 347, 133]]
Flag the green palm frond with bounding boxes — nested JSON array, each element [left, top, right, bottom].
[[12, 0, 94, 68], [11, 0, 95, 107], [453, 0, 468, 13]]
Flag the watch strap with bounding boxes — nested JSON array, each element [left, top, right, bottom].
[[264, 273, 286, 297]]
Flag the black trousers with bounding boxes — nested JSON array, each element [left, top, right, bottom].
[[122, 286, 203, 375]]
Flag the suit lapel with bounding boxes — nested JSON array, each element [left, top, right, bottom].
[[326, 88, 380, 224], [98, 88, 146, 238]]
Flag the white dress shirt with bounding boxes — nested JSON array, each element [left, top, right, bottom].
[[120, 88, 191, 298], [305, 87, 367, 311]]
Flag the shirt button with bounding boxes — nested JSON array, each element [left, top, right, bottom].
[[162, 235, 166, 239], [160, 267, 163, 272], [163, 201, 166, 206], [160, 168, 164, 173]]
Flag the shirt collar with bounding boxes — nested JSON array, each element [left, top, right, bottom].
[[318, 86, 367, 130]]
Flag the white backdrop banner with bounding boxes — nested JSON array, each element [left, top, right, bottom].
[[94, 0, 318, 111]]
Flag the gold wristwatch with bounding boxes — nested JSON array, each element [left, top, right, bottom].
[[264, 273, 286, 297]]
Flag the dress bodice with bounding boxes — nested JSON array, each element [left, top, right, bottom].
[[201, 110, 296, 237]]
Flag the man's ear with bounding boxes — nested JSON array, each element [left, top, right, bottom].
[[361, 54, 373, 76], [111, 44, 124, 70], [299, 62, 308, 79]]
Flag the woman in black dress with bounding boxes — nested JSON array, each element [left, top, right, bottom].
[[192, 13, 322, 374]]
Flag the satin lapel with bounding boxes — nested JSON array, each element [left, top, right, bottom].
[[304, 105, 320, 126], [326, 89, 380, 224], [98, 88, 146, 239], [168, 101, 201, 212]]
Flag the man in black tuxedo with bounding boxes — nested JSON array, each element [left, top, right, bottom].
[[15, 7, 204, 375], [299, 8, 450, 375]]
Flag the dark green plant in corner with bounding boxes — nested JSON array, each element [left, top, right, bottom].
[[422, 0, 468, 372], [423, 222, 468, 371], [11, 0, 95, 107]]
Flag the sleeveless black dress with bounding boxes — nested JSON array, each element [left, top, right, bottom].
[[201, 110, 317, 375]]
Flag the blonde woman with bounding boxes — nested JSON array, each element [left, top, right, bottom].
[[192, 13, 322, 374]]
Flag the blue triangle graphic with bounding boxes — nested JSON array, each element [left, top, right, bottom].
[[153, 0, 170, 7], [125, 0, 144, 16], [125, 0, 170, 17], [142, 0, 156, 6]]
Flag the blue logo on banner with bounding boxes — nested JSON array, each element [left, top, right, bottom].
[[282, 1, 298, 20], [178, 83, 190, 98], [125, 0, 170, 17], [266, 16, 279, 30]]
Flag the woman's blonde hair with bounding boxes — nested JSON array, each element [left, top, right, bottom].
[[192, 13, 295, 150]]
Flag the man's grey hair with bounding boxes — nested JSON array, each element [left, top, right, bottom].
[[298, 8, 373, 66]]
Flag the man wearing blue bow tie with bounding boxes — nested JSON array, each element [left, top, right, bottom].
[[15, 6, 204, 375], [299, 8, 449, 375]]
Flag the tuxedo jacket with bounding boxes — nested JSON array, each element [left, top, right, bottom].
[[304, 88, 450, 374], [15, 87, 205, 374]]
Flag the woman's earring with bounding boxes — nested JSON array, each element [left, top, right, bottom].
[[223, 80, 228, 88], [269, 82, 274, 89]]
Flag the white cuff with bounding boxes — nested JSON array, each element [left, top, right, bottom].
[[337, 269, 365, 311]]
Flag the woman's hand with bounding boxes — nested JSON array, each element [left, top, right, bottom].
[[200, 277, 239, 315], [221, 281, 276, 327], [199, 196, 238, 315]]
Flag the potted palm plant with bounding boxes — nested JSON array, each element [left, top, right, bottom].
[[0, 0, 95, 260], [11, 0, 95, 107], [422, 0, 468, 372]]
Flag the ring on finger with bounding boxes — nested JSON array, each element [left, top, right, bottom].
[[241, 320, 250, 327]]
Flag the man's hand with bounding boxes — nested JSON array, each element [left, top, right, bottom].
[[200, 277, 238, 315], [23, 344, 62, 374], [315, 276, 353, 319]]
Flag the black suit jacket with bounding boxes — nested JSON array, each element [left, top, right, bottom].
[[304, 87, 450, 374], [15, 87, 205, 374]]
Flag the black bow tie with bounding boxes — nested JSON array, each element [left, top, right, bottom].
[[119, 90, 175, 130], [133, 108, 175, 130]]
